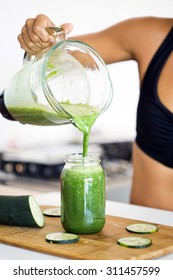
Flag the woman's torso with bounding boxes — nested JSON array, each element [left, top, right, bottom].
[[131, 19, 173, 210]]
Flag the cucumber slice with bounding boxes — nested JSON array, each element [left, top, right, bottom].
[[117, 236, 152, 248], [126, 223, 158, 234], [45, 232, 79, 244], [43, 207, 61, 217]]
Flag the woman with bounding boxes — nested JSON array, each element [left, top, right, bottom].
[[18, 14, 173, 211]]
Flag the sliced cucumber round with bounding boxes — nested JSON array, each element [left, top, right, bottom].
[[43, 207, 61, 217], [45, 232, 79, 244], [126, 223, 158, 234], [117, 236, 152, 248]]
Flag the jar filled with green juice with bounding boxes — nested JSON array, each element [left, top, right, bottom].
[[60, 153, 105, 234]]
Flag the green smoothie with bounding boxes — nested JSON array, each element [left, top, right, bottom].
[[7, 105, 69, 125], [61, 163, 105, 234], [60, 103, 106, 234]]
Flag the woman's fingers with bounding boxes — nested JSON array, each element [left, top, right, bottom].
[[60, 23, 73, 35], [18, 14, 73, 55]]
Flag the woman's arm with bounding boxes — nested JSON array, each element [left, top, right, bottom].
[[17, 14, 138, 63], [17, 14, 172, 66]]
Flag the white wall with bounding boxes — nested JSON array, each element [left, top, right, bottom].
[[0, 0, 172, 149]]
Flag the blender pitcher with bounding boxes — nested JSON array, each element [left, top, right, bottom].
[[0, 27, 113, 126]]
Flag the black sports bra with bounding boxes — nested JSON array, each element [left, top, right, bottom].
[[136, 27, 173, 168]]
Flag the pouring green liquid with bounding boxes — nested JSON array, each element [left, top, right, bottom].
[[60, 103, 105, 234], [61, 103, 99, 157]]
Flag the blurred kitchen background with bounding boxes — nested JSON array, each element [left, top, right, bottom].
[[0, 0, 172, 203]]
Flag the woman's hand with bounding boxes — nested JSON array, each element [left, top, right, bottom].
[[18, 14, 73, 55]]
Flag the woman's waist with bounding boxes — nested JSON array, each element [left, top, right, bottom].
[[133, 142, 173, 179]]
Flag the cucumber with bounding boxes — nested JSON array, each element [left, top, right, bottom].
[[0, 195, 44, 227], [45, 232, 79, 244], [117, 236, 152, 248], [126, 223, 158, 234], [43, 207, 61, 217]]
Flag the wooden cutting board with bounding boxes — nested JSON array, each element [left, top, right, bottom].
[[0, 206, 173, 260]]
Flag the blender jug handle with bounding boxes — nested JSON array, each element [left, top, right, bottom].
[[0, 90, 16, 120], [23, 26, 66, 65]]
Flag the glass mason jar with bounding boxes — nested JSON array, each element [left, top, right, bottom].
[[3, 28, 113, 126], [60, 153, 106, 234]]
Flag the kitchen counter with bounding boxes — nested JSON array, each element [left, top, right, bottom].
[[0, 191, 173, 260]]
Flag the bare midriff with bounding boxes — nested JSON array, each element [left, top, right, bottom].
[[130, 142, 173, 211]]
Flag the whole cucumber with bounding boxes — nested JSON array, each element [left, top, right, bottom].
[[0, 195, 44, 227]]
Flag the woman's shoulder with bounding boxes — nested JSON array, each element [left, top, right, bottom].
[[114, 16, 173, 57], [125, 16, 173, 28], [125, 17, 173, 79], [123, 16, 173, 39]]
